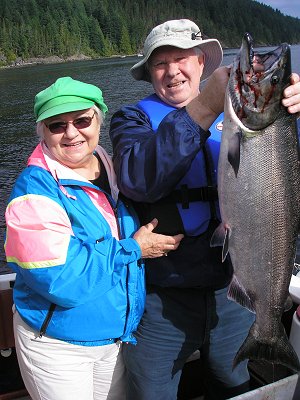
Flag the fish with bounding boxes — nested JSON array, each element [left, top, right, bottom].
[[211, 32, 300, 371]]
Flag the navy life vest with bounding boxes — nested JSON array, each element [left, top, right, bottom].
[[137, 93, 223, 236]]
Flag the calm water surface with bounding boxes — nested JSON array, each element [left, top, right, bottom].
[[1, 45, 300, 268]]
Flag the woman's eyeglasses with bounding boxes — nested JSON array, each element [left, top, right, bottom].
[[45, 112, 96, 134]]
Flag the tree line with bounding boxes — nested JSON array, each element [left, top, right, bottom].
[[0, 0, 299, 66]]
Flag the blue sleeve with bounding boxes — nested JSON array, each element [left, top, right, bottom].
[[109, 104, 210, 202]]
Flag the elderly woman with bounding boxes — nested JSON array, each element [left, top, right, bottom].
[[4, 76, 183, 400]]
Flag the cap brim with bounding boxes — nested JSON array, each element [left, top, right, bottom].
[[36, 99, 95, 122], [131, 38, 223, 82]]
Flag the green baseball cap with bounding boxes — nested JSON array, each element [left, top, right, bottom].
[[34, 76, 108, 122]]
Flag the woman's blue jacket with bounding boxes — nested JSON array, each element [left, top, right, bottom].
[[5, 142, 145, 345]]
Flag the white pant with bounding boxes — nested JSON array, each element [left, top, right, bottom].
[[13, 310, 126, 400]]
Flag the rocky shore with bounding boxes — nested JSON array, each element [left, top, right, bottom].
[[1, 54, 93, 69], [0, 53, 141, 69]]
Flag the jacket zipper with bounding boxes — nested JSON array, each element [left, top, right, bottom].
[[109, 195, 137, 340], [107, 195, 122, 240], [39, 303, 56, 337], [114, 202, 122, 240]]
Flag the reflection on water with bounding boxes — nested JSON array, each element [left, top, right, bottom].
[[1, 46, 300, 268]]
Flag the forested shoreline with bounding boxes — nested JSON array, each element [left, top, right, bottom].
[[1, 0, 300, 67]]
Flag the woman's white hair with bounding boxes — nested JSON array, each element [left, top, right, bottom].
[[36, 105, 104, 139]]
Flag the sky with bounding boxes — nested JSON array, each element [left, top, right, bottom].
[[258, 0, 300, 18]]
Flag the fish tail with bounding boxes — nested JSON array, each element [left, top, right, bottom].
[[233, 323, 300, 372]]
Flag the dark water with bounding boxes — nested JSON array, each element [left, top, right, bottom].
[[1, 45, 300, 269]]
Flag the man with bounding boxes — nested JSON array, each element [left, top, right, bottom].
[[110, 19, 300, 400]]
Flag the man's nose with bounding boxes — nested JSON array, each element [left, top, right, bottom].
[[166, 62, 180, 77]]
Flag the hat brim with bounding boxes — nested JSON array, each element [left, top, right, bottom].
[[36, 98, 95, 122], [131, 38, 223, 82]]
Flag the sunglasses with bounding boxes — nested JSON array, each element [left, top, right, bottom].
[[45, 111, 96, 134]]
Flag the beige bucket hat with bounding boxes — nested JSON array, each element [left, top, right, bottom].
[[131, 19, 223, 82]]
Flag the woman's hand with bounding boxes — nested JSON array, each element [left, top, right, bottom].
[[133, 218, 184, 258]]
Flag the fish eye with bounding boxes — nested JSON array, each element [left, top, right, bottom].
[[271, 75, 280, 85]]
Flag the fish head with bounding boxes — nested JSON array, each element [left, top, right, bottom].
[[230, 32, 291, 131]]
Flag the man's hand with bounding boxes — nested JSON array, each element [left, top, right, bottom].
[[186, 66, 231, 131], [282, 73, 300, 114]]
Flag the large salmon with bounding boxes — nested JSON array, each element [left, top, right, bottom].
[[211, 33, 300, 371]]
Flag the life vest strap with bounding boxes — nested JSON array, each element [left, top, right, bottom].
[[156, 184, 218, 209]]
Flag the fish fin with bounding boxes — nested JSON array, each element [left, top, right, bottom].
[[284, 295, 294, 312], [233, 323, 300, 372], [222, 228, 230, 262], [227, 132, 241, 177], [210, 224, 230, 262], [228, 275, 255, 312], [210, 223, 226, 247]]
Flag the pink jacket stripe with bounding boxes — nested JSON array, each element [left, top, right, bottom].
[[5, 194, 73, 269]]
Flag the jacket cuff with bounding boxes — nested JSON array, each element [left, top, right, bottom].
[[119, 238, 142, 261], [181, 107, 211, 141]]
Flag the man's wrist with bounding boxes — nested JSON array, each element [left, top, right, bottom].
[[186, 97, 220, 131]]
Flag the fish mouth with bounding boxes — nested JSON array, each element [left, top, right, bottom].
[[231, 32, 291, 130], [241, 32, 290, 82]]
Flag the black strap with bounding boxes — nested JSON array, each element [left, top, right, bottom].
[[155, 184, 218, 209], [202, 145, 218, 220]]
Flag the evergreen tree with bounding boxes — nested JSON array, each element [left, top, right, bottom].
[[0, 0, 299, 66], [119, 25, 132, 55]]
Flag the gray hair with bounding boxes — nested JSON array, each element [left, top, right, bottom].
[[36, 105, 104, 139], [193, 47, 204, 57]]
